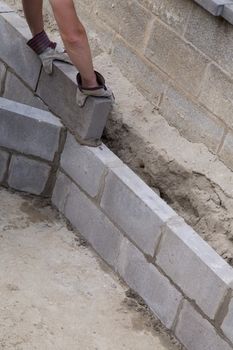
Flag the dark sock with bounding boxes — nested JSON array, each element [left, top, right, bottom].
[[27, 30, 56, 55]]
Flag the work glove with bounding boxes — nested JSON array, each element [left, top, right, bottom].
[[39, 47, 72, 74], [27, 30, 72, 74], [76, 71, 114, 107]]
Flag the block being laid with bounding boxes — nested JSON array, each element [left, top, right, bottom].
[[36, 61, 112, 146], [8, 155, 51, 195]]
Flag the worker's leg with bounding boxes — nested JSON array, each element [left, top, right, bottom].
[[22, 0, 44, 36], [49, 0, 97, 88]]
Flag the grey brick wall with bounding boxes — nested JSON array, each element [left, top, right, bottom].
[[51, 131, 233, 349], [74, 0, 233, 172]]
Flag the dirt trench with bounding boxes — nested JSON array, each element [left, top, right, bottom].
[[103, 118, 233, 267]]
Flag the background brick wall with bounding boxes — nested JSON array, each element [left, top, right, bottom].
[[68, 0, 233, 171]]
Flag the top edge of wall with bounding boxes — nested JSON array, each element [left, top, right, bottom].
[[194, 0, 233, 25]]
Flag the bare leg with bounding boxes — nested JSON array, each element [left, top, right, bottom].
[[22, 0, 44, 36], [49, 0, 97, 87]]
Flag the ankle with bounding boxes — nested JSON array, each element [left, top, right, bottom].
[[81, 77, 98, 89]]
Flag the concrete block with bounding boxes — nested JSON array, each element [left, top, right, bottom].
[[36, 62, 112, 146], [193, 0, 229, 16], [95, 0, 152, 50], [117, 238, 182, 329], [0, 12, 41, 89], [199, 64, 233, 129], [100, 165, 177, 256], [0, 2, 14, 12], [0, 61, 6, 94], [61, 133, 122, 198], [82, 8, 115, 56], [185, 5, 233, 76], [0, 98, 62, 161], [175, 301, 232, 350], [8, 155, 51, 195], [0, 149, 9, 182], [156, 216, 233, 319], [221, 296, 233, 344], [3, 72, 48, 110], [145, 19, 209, 96], [160, 86, 225, 153], [219, 131, 233, 171], [222, 4, 233, 24], [140, 0, 193, 34], [64, 178, 123, 269], [137, 0, 156, 11], [112, 38, 167, 105], [52, 171, 72, 213]]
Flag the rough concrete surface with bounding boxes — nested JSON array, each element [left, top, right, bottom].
[[0, 188, 182, 350]]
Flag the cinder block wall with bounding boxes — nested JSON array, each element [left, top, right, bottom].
[[71, 0, 233, 171]]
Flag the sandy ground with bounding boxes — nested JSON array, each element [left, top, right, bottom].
[[0, 188, 182, 350]]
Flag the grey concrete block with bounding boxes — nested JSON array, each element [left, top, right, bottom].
[[222, 4, 233, 24], [52, 171, 72, 213], [0, 98, 62, 161], [100, 165, 177, 256], [61, 133, 122, 198], [117, 238, 182, 329], [95, 0, 152, 50], [145, 18, 209, 96], [8, 155, 51, 195], [156, 216, 233, 320], [0, 12, 41, 89], [36, 62, 112, 146], [175, 301, 232, 350], [112, 38, 167, 105], [199, 64, 233, 129], [160, 86, 225, 153], [0, 61, 6, 94], [194, 0, 229, 16], [185, 5, 233, 76], [0, 149, 9, 182], [150, 0, 193, 34], [221, 296, 233, 344], [63, 177, 123, 269], [3, 72, 48, 110]]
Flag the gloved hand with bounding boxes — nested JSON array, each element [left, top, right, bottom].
[[76, 71, 114, 107], [27, 30, 73, 74], [39, 47, 73, 75]]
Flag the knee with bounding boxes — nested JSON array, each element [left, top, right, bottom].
[[63, 26, 87, 47]]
